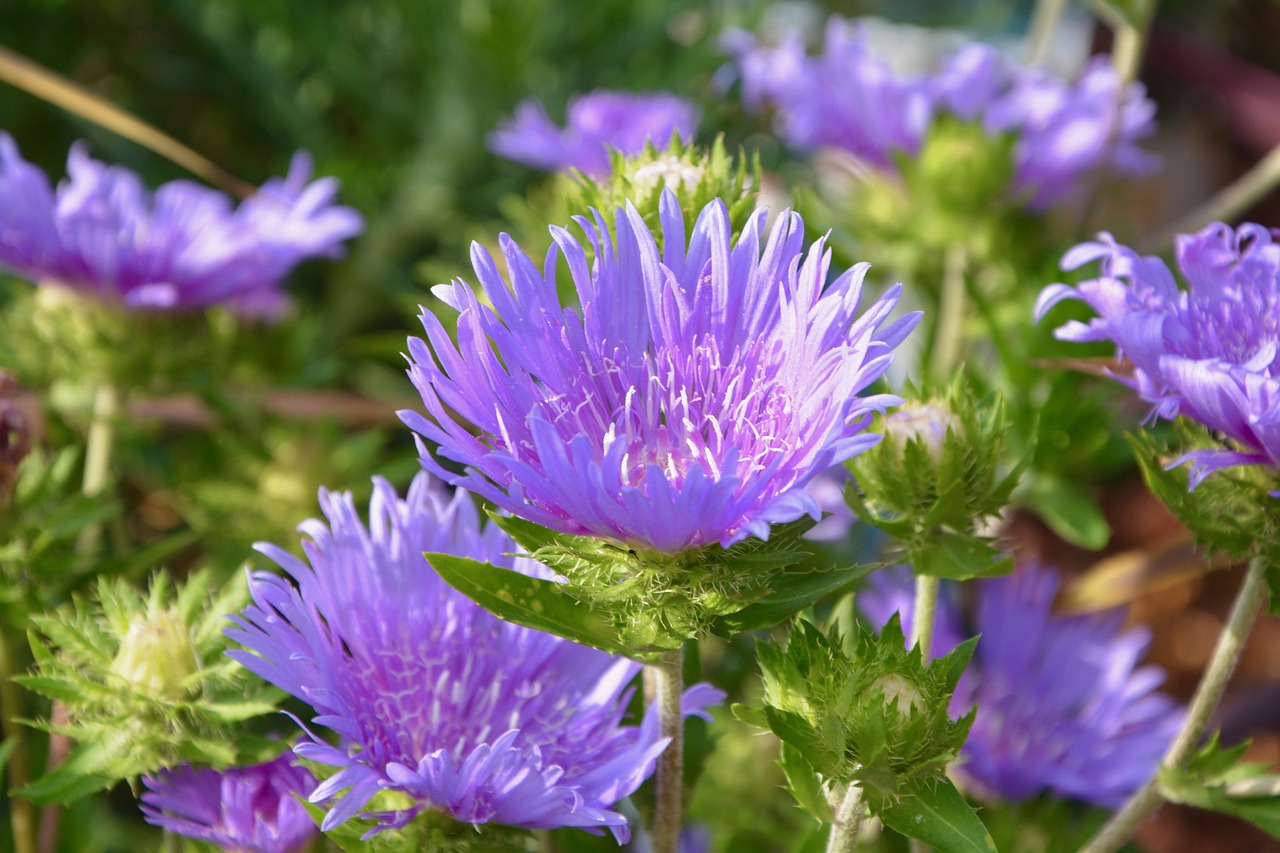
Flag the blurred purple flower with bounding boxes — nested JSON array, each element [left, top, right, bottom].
[[488, 91, 699, 177], [858, 564, 1184, 806], [0, 135, 363, 317], [228, 473, 722, 840], [1037, 222, 1280, 488], [401, 189, 919, 552], [140, 753, 319, 853], [726, 17, 1157, 209]]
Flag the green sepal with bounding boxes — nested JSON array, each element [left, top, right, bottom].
[[15, 741, 117, 805], [425, 551, 669, 658], [1158, 734, 1280, 839], [876, 776, 998, 853], [908, 532, 1014, 581]]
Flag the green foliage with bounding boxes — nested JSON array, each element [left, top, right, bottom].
[[1158, 735, 1280, 840], [437, 511, 874, 651], [299, 799, 536, 853], [568, 134, 762, 243], [1128, 425, 1280, 572], [846, 380, 1020, 580], [735, 615, 979, 842], [15, 570, 281, 802]]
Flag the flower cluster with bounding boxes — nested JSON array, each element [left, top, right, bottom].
[[0, 135, 363, 316], [228, 473, 721, 840], [726, 17, 1157, 209], [1037, 222, 1280, 488], [858, 564, 1184, 806], [402, 189, 919, 553], [488, 90, 699, 176], [140, 754, 320, 853]]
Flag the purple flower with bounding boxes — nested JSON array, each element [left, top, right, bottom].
[[401, 189, 919, 553], [727, 17, 1157, 209], [859, 564, 1184, 807], [1036, 222, 1280, 488], [140, 753, 319, 853], [0, 135, 363, 317], [227, 473, 723, 840], [488, 91, 699, 177]]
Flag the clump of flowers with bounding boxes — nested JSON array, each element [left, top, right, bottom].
[[402, 188, 919, 554], [140, 753, 320, 853], [227, 473, 722, 840], [858, 564, 1185, 806], [0, 134, 363, 317], [726, 16, 1157, 210], [488, 90, 699, 177], [1037, 222, 1280, 490]]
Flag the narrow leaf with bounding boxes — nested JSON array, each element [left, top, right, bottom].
[[878, 776, 997, 853]]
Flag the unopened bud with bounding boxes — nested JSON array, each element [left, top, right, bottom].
[[874, 672, 925, 715], [884, 401, 955, 460], [110, 611, 200, 699]]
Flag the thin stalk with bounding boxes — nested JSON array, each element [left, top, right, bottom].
[[910, 575, 941, 660], [1026, 0, 1069, 66], [825, 782, 866, 853], [0, 629, 35, 853], [929, 245, 968, 383], [75, 383, 119, 555], [1080, 556, 1268, 853], [649, 649, 684, 853], [1143, 142, 1280, 252], [164, 829, 181, 853]]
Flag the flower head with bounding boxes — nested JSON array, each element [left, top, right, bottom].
[[140, 754, 320, 853], [727, 17, 1157, 209], [488, 91, 699, 177], [401, 189, 918, 553], [0, 135, 363, 316], [1036, 222, 1280, 487], [859, 564, 1184, 806], [227, 473, 722, 840]]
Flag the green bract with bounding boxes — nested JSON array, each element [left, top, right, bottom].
[[846, 381, 1021, 580], [15, 570, 281, 803], [735, 616, 993, 850]]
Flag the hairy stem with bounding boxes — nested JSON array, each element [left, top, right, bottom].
[[0, 628, 36, 853], [910, 575, 941, 660], [1026, 0, 1069, 66], [75, 382, 119, 555], [825, 782, 866, 853], [1080, 556, 1268, 853], [1144, 142, 1280, 251], [929, 244, 968, 383], [649, 649, 684, 853]]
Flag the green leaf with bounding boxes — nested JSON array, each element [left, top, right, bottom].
[[16, 742, 117, 805], [11, 675, 87, 703], [202, 699, 280, 724], [763, 706, 839, 777], [1159, 735, 1280, 839], [0, 737, 15, 773], [910, 531, 1012, 581], [779, 742, 832, 823], [426, 552, 660, 657], [1019, 474, 1110, 550], [877, 776, 997, 853], [708, 563, 877, 638]]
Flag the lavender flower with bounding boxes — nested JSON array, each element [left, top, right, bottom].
[[227, 473, 722, 840], [401, 190, 918, 553], [488, 91, 699, 177], [859, 564, 1184, 806], [0, 135, 363, 316], [1036, 222, 1280, 487], [140, 753, 319, 853], [727, 17, 1157, 209]]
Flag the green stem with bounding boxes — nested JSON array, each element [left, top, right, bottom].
[[929, 244, 968, 383], [1144, 141, 1280, 251], [825, 782, 866, 853], [1080, 556, 1268, 853], [75, 382, 119, 555], [910, 575, 941, 660], [0, 628, 35, 853], [164, 829, 181, 853], [649, 649, 684, 853], [1026, 0, 1069, 66]]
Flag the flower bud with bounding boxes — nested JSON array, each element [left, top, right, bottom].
[[883, 401, 956, 461], [110, 610, 201, 699]]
